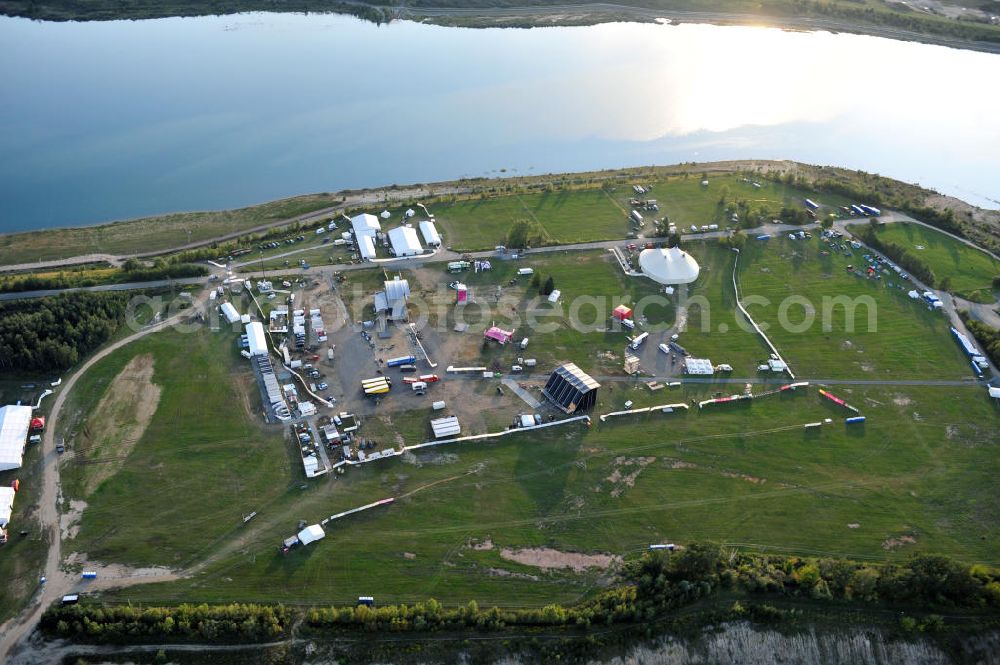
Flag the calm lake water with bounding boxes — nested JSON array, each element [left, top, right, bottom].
[[1, 14, 999, 233]]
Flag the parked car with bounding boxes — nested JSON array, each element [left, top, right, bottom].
[[317, 382, 328, 391]]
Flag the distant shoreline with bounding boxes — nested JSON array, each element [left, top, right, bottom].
[[1, 0, 1000, 55]]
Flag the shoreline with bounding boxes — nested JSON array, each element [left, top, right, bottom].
[[2, 1, 1000, 55]]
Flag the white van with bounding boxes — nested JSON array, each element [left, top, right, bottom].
[[629, 332, 649, 350]]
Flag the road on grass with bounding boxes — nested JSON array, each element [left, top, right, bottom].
[[0, 294, 210, 663]]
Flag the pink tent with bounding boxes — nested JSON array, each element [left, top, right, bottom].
[[484, 326, 515, 344], [612, 305, 633, 321]]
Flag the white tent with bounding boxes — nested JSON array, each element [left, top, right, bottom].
[[989, 386, 1000, 399], [419, 220, 442, 247], [405, 208, 415, 218], [380, 210, 391, 219], [0, 405, 32, 471], [384, 277, 410, 302], [685, 358, 714, 375], [638, 246, 700, 285], [388, 227, 423, 257], [430, 416, 461, 439], [0, 486, 16, 527], [358, 235, 377, 261], [220, 302, 240, 324], [245, 321, 268, 357], [351, 213, 381, 238], [297, 523, 326, 545]]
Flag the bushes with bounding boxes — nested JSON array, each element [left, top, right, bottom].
[[856, 226, 937, 286], [0, 292, 129, 371], [959, 313, 1000, 368], [41, 603, 293, 644], [0, 261, 207, 293], [42, 548, 1000, 646]]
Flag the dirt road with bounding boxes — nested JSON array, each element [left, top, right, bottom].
[[0, 296, 208, 663]]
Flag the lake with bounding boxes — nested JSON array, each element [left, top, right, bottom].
[[1, 13, 999, 233]]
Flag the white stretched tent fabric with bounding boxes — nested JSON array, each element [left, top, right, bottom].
[[220, 302, 240, 324], [388, 227, 423, 257], [430, 416, 461, 438], [0, 486, 16, 526], [298, 523, 326, 545], [638, 246, 700, 285], [245, 321, 268, 356], [0, 405, 32, 471], [359, 235, 377, 261], [419, 220, 442, 247], [351, 213, 382, 237]]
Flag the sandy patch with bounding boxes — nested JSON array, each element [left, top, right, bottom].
[[499, 547, 621, 572], [403, 552, 416, 559], [60, 499, 88, 540], [667, 459, 698, 469], [77, 354, 161, 496], [892, 394, 912, 407], [847, 523, 860, 529], [606, 456, 656, 497], [882, 534, 917, 551], [469, 537, 494, 551], [485, 567, 540, 581], [858, 362, 875, 373], [721, 471, 766, 485]]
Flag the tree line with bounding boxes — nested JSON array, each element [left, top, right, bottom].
[[0, 292, 129, 371], [855, 225, 937, 287], [0, 260, 207, 293], [41, 603, 292, 644], [960, 312, 1000, 368], [303, 544, 999, 635], [39, 546, 999, 647]]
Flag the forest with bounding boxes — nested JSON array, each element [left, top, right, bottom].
[[0, 292, 129, 371]]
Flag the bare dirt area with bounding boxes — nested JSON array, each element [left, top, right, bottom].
[[499, 547, 621, 572], [883, 534, 918, 551], [605, 456, 656, 497], [59, 499, 87, 540], [75, 353, 161, 496]]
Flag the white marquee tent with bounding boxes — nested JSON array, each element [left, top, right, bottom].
[[0, 405, 32, 471], [388, 226, 423, 257], [0, 486, 16, 527], [638, 246, 700, 285], [351, 213, 382, 238], [297, 523, 326, 545], [245, 321, 268, 357], [419, 220, 442, 247]]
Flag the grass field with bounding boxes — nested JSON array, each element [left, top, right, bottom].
[[0, 194, 340, 266], [432, 174, 850, 252], [57, 327, 291, 566], [434, 187, 629, 251], [41, 237, 999, 612], [854, 222, 1000, 303], [96, 381, 999, 609]]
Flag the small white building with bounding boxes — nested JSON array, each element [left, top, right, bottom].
[[298, 401, 317, 417], [358, 235, 377, 261], [245, 321, 268, 357], [220, 302, 240, 324], [388, 226, 423, 257], [419, 220, 442, 247]]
